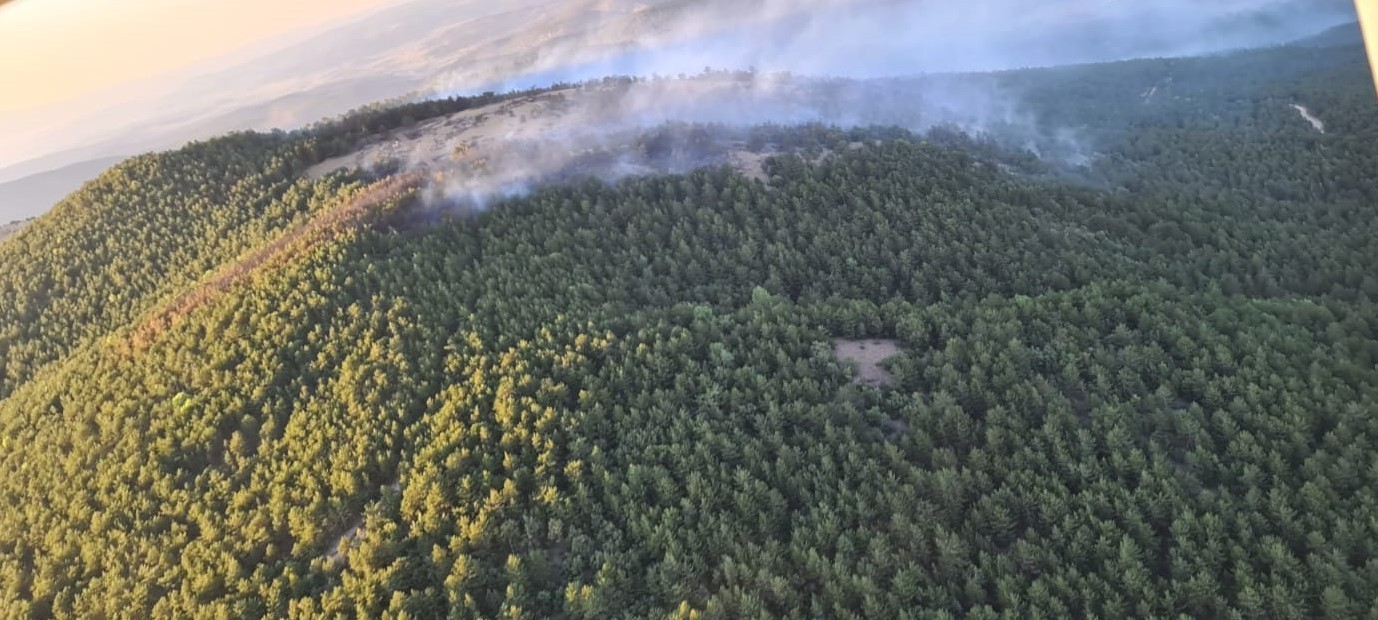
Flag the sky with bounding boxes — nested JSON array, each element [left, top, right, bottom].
[[0, 0, 404, 115]]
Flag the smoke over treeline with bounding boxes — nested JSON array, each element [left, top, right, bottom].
[[313, 0, 1357, 210], [313, 70, 1072, 213], [4, 0, 1355, 221]]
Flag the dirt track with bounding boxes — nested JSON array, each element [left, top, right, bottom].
[[128, 175, 421, 350], [1291, 104, 1326, 134]]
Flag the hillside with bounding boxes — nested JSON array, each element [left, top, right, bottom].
[[0, 36, 1375, 619]]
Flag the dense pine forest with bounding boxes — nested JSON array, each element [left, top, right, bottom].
[[0, 28, 1376, 619]]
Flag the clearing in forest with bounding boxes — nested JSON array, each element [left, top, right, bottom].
[[1291, 104, 1326, 134], [833, 339, 903, 386], [727, 149, 771, 183]]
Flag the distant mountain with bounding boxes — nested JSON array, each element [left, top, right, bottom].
[[0, 156, 125, 221]]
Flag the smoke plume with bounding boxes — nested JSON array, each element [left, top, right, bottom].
[[314, 0, 1358, 210]]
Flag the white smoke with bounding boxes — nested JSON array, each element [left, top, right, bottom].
[[323, 0, 1357, 210], [433, 0, 1356, 94]]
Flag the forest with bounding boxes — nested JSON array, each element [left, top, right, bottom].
[[0, 27, 1374, 619]]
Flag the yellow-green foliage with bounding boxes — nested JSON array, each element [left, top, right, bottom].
[[0, 40, 1376, 619]]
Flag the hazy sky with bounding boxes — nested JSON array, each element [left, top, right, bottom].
[[0, 0, 404, 115]]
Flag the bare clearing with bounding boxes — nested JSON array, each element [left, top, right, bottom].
[[833, 339, 904, 387], [307, 73, 926, 209], [307, 77, 807, 195], [1291, 104, 1326, 134], [303, 69, 1040, 212], [308, 91, 581, 181], [727, 149, 771, 183]]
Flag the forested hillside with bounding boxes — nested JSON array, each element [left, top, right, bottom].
[[0, 134, 350, 398], [0, 34, 1375, 619]]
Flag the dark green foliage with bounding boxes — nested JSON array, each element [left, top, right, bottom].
[[0, 38, 1376, 619]]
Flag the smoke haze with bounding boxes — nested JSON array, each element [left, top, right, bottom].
[[319, 0, 1355, 209], [0, 0, 1358, 219], [449, 0, 1357, 94]]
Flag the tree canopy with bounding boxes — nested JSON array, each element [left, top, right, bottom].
[[0, 34, 1375, 619]]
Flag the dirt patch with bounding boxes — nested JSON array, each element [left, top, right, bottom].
[[727, 149, 771, 183], [833, 339, 903, 387], [1291, 104, 1326, 134]]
